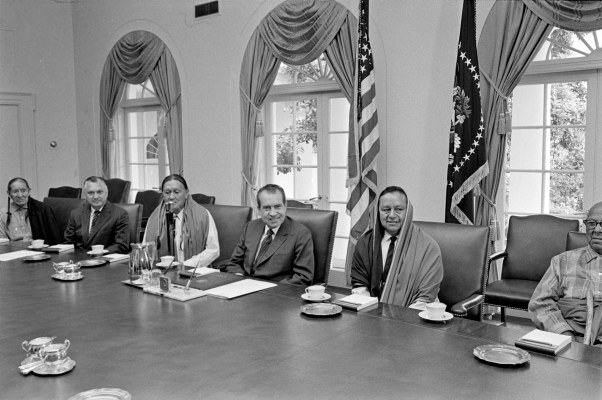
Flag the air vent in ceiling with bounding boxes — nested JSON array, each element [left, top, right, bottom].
[[195, 1, 219, 19]]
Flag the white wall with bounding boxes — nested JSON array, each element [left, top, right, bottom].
[[0, 0, 79, 199]]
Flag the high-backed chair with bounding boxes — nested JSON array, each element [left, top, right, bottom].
[[134, 190, 163, 240], [202, 204, 252, 266], [105, 178, 131, 204], [192, 193, 216, 205], [43, 197, 84, 239], [285, 208, 338, 285], [115, 203, 143, 246], [414, 221, 491, 321], [48, 186, 82, 199], [485, 214, 579, 322], [286, 200, 313, 209], [566, 231, 588, 251]]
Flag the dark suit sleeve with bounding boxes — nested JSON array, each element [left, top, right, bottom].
[[350, 232, 373, 292], [222, 222, 248, 275], [281, 226, 314, 286], [64, 210, 80, 246], [106, 209, 130, 254]]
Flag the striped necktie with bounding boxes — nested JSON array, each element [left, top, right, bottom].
[[252, 229, 273, 274], [90, 210, 100, 233]]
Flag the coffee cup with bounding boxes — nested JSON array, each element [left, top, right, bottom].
[[31, 239, 45, 248], [425, 302, 447, 319], [91, 245, 104, 254], [39, 340, 70, 365], [305, 285, 326, 300], [160, 256, 175, 266], [22, 336, 55, 356]]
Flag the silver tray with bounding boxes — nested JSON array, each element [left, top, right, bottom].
[[473, 344, 530, 366], [23, 254, 51, 262], [300, 303, 342, 317], [32, 357, 76, 376], [68, 388, 131, 400], [52, 273, 84, 281], [79, 259, 108, 268]]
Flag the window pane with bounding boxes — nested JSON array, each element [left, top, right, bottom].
[[296, 133, 317, 165], [330, 202, 350, 237], [329, 133, 347, 167], [512, 85, 544, 126], [271, 101, 294, 132], [330, 98, 349, 131], [332, 237, 348, 260], [329, 169, 347, 202], [507, 172, 542, 213], [507, 129, 543, 170], [294, 167, 317, 199], [295, 99, 317, 132], [129, 164, 159, 191], [127, 111, 158, 138], [129, 138, 158, 164], [272, 167, 293, 195], [550, 128, 585, 171], [273, 134, 293, 167], [550, 81, 586, 125], [550, 172, 583, 214]]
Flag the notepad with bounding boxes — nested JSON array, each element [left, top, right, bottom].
[[204, 279, 277, 299], [515, 329, 572, 355], [0, 250, 44, 262], [0, 238, 9, 245], [332, 294, 378, 311], [43, 244, 74, 253], [102, 253, 129, 263]]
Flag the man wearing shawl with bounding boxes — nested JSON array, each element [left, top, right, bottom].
[[351, 186, 443, 307], [144, 174, 219, 268], [529, 201, 602, 345]]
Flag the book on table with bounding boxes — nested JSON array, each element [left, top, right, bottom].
[[43, 244, 74, 253], [332, 294, 378, 311], [102, 253, 129, 263], [515, 329, 572, 355]]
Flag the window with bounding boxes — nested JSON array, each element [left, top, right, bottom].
[[503, 28, 602, 230], [116, 79, 169, 198], [264, 55, 351, 270]]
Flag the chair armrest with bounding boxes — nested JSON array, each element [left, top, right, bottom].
[[450, 294, 484, 317], [489, 251, 507, 262]]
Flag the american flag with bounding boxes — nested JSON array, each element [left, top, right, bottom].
[[345, 0, 380, 281], [445, 0, 488, 224]]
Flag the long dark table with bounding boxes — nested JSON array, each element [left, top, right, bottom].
[[1, 243, 601, 399]]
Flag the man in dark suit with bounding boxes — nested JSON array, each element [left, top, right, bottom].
[[224, 184, 314, 286], [64, 176, 130, 253]]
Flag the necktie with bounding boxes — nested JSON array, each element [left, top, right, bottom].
[[382, 236, 397, 283], [252, 229, 273, 273], [90, 210, 100, 233]]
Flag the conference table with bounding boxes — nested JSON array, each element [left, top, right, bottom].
[[1, 243, 601, 399]]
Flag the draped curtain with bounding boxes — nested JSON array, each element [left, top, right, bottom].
[[100, 30, 183, 178], [239, 0, 357, 206]]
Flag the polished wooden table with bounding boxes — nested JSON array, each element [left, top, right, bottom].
[[1, 243, 601, 399]]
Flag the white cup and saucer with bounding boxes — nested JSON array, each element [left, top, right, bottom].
[[419, 302, 452, 322], [87, 245, 107, 256], [301, 285, 331, 302], [28, 239, 48, 250]]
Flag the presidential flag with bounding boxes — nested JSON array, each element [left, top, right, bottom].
[[446, 0, 488, 224], [345, 0, 380, 281]]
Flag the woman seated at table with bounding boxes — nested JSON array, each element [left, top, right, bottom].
[[144, 174, 219, 268], [0, 177, 62, 244]]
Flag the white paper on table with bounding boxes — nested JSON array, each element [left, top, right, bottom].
[[204, 279, 277, 299], [0, 238, 10, 245], [103, 253, 129, 263], [0, 250, 44, 262]]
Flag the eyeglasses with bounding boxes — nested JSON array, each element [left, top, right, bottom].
[[584, 220, 602, 229]]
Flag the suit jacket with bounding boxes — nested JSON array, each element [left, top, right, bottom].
[[64, 201, 130, 253], [224, 216, 314, 286]]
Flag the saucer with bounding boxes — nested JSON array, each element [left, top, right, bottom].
[[156, 261, 181, 267], [300, 303, 342, 317], [68, 388, 131, 400], [87, 250, 109, 256], [52, 273, 84, 281], [32, 357, 76, 376], [28, 244, 48, 250], [79, 259, 108, 268], [418, 310, 453, 322], [301, 293, 331, 302], [23, 254, 51, 262]]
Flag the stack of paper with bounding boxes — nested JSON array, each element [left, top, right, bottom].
[[102, 253, 129, 263], [515, 329, 572, 355], [0, 250, 43, 262], [332, 294, 378, 311], [43, 244, 74, 253], [0, 238, 9, 245], [204, 279, 277, 299]]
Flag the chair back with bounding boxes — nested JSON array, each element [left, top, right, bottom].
[[134, 190, 162, 228], [43, 197, 84, 238], [415, 221, 490, 321], [192, 193, 216, 205], [48, 186, 81, 199], [286, 208, 338, 285], [114, 203, 143, 246], [503, 215, 579, 281], [286, 200, 313, 209], [202, 204, 252, 265], [566, 231, 588, 251], [105, 178, 131, 203]]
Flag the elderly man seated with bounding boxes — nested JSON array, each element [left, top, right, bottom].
[[529, 201, 602, 345]]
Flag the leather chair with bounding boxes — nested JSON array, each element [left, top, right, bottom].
[[287, 200, 313, 209], [105, 178, 131, 204], [202, 204, 252, 266], [415, 221, 491, 321], [566, 231, 588, 251], [192, 193, 216, 205], [115, 203, 143, 246], [286, 208, 338, 285], [134, 190, 163, 240], [485, 214, 579, 322], [43, 197, 84, 239], [48, 186, 82, 199]]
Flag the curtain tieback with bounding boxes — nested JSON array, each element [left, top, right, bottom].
[[163, 92, 182, 116], [480, 70, 509, 101], [240, 171, 258, 191], [239, 86, 261, 112]]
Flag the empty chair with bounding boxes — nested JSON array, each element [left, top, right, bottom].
[[134, 190, 163, 239], [115, 203, 143, 245], [191, 193, 216, 205], [485, 214, 579, 322], [43, 197, 84, 238], [105, 178, 131, 204], [285, 208, 338, 285], [286, 200, 313, 209], [202, 204, 252, 266], [566, 230, 588, 251], [414, 221, 491, 321], [48, 186, 82, 199]]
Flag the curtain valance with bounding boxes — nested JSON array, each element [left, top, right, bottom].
[[523, 0, 602, 32], [109, 31, 165, 84]]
